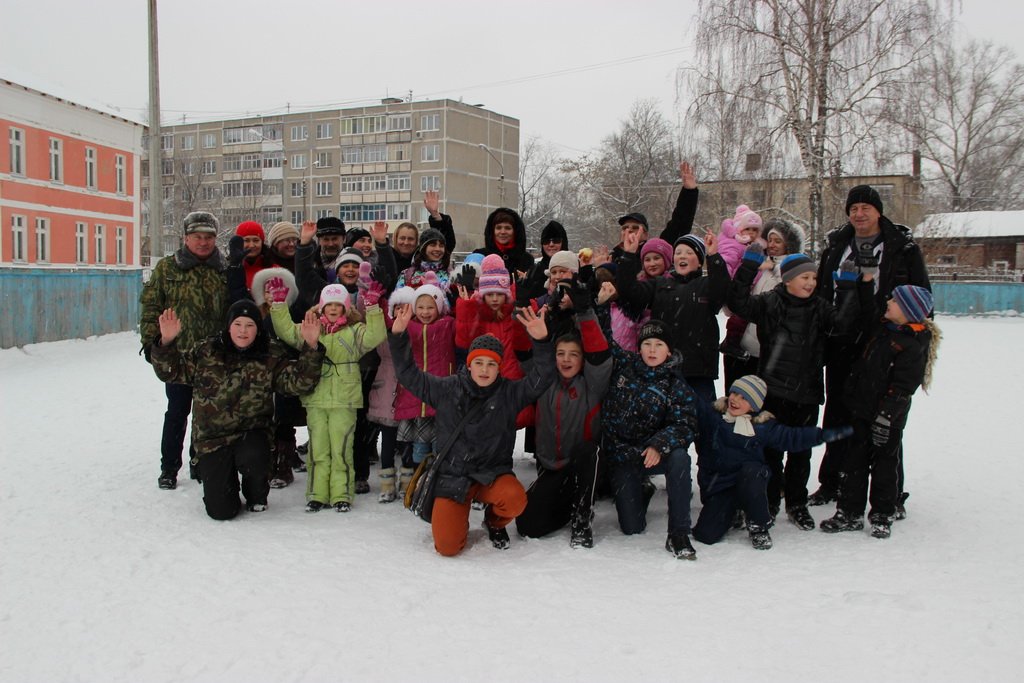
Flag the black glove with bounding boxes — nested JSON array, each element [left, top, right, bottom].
[[371, 264, 394, 293], [870, 412, 892, 446], [514, 272, 533, 309], [455, 266, 475, 297], [567, 275, 592, 313], [821, 425, 854, 443], [228, 235, 245, 268], [547, 282, 567, 310]]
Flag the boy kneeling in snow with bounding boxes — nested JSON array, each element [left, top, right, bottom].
[[692, 376, 852, 550], [389, 304, 556, 556]]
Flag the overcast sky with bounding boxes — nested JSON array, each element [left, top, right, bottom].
[[2, 0, 1020, 156]]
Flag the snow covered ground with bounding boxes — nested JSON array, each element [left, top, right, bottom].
[[1, 316, 1022, 682]]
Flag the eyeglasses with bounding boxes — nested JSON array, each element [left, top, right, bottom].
[[542, 238, 562, 245], [276, 238, 298, 245]]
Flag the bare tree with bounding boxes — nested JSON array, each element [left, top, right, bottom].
[[689, 0, 936, 253], [518, 136, 563, 245], [889, 39, 1024, 212]]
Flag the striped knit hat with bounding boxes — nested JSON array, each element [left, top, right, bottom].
[[892, 285, 933, 323], [674, 234, 706, 265], [780, 254, 816, 283], [730, 375, 768, 413]]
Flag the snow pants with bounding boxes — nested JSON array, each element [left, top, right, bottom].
[[762, 396, 819, 511], [199, 430, 271, 521], [305, 406, 357, 505], [610, 448, 693, 537], [837, 417, 905, 518], [692, 462, 773, 545], [431, 474, 527, 557], [161, 382, 194, 474], [516, 443, 599, 539], [817, 348, 857, 496]]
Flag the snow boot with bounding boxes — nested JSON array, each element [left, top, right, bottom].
[[355, 479, 371, 495], [293, 441, 308, 472], [378, 468, 397, 503], [666, 533, 697, 560], [305, 500, 326, 513], [397, 466, 415, 494], [269, 442, 295, 489], [787, 505, 815, 531], [894, 492, 909, 521], [869, 512, 892, 539], [747, 523, 773, 550], [334, 501, 351, 513], [731, 509, 747, 530], [569, 511, 594, 549], [247, 501, 268, 513], [819, 509, 865, 533], [158, 471, 177, 490], [807, 486, 837, 507], [484, 521, 511, 550]]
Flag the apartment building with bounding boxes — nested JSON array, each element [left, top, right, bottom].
[[1, 79, 143, 267], [145, 99, 519, 256]]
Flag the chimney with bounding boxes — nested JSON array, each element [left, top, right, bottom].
[[912, 149, 921, 178]]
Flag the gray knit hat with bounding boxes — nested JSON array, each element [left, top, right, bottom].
[[730, 375, 768, 413], [467, 334, 504, 366], [183, 211, 219, 235]]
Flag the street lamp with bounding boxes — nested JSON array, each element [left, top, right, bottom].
[[478, 143, 505, 207]]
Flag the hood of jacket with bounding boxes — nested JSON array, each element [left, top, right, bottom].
[[484, 207, 528, 255]]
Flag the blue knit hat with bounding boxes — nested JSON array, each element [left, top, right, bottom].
[[729, 375, 768, 413], [892, 285, 933, 323], [673, 234, 706, 265], [780, 254, 816, 282]]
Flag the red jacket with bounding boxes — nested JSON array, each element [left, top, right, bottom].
[[454, 296, 530, 380], [393, 316, 456, 420]]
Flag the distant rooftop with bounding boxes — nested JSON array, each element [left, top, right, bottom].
[[918, 211, 1024, 239], [1, 67, 145, 126]]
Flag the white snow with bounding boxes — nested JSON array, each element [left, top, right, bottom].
[[2, 317, 1022, 682], [918, 211, 1024, 239]]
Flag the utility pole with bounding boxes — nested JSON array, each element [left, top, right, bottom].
[[146, 0, 162, 262], [479, 144, 505, 207]]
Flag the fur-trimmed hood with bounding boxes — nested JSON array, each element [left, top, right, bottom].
[[711, 396, 775, 423], [763, 218, 805, 256]]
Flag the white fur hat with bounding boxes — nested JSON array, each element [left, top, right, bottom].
[[250, 268, 297, 308]]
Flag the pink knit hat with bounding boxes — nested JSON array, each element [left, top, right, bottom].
[[640, 238, 673, 270], [476, 254, 512, 300]]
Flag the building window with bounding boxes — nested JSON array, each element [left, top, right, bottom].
[[222, 181, 263, 197], [49, 138, 63, 182], [291, 210, 304, 224], [390, 145, 409, 162], [339, 203, 387, 222], [421, 144, 440, 162], [341, 116, 387, 136], [875, 184, 895, 206], [388, 114, 411, 131], [94, 224, 105, 264], [116, 226, 126, 265], [35, 218, 50, 262], [161, 159, 174, 176], [316, 209, 332, 220], [76, 222, 87, 263], [85, 148, 97, 189], [316, 123, 332, 139], [202, 132, 217, 148], [784, 189, 796, 205], [115, 155, 126, 194], [387, 174, 411, 191], [223, 155, 242, 172], [752, 190, 766, 207], [745, 153, 762, 172], [201, 160, 217, 175], [163, 186, 174, 200], [387, 204, 410, 221], [420, 175, 440, 192], [11, 215, 27, 261], [142, 188, 150, 201], [160, 134, 173, 150], [262, 206, 282, 224], [315, 180, 333, 197], [9, 127, 25, 175], [223, 128, 242, 145], [201, 186, 218, 201], [420, 114, 440, 131], [263, 151, 284, 168], [936, 255, 957, 265], [291, 181, 305, 197], [315, 151, 332, 168], [291, 153, 307, 170], [181, 135, 195, 151], [290, 125, 308, 142]]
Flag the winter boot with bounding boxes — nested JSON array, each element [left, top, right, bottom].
[[157, 471, 177, 490], [894, 492, 909, 521], [869, 512, 893, 539], [378, 468, 397, 503], [569, 511, 594, 549], [484, 521, 511, 550], [355, 479, 371, 495], [269, 442, 295, 489], [334, 501, 352, 513], [397, 466, 415, 494], [247, 502, 268, 513], [666, 533, 697, 560], [747, 523, 773, 550], [807, 486, 837, 507], [293, 441, 308, 472], [305, 500, 326, 513], [731, 509, 747, 530], [819, 509, 865, 533], [786, 505, 816, 531]]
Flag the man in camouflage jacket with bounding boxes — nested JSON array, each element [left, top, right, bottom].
[[139, 211, 229, 490]]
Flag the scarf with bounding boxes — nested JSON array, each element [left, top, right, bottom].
[[722, 412, 756, 437], [320, 314, 347, 334]]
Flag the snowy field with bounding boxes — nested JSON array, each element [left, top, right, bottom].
[[1, 316, 1022, 682]]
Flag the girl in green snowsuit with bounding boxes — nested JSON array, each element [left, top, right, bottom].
[[270, 279, 386, 512]]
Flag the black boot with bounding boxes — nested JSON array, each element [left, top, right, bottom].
[[665, 533, 696, 560], [484, 521, 511, 550], [570, 511, 594, 549], [157, 471, 177, 490]]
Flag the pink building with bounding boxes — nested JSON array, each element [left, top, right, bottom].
[[1, 79, 143, 267]]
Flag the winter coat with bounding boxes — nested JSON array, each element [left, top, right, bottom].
[[615, 251, 731, 379], [150, 334, 323, 458], [521, 221, 570, 301], [602, 343, 698, 465], [393, 316, 456, 420], [388, 330, 556, 502], [242, 248, 271, 291], [472, 208, 535, 275], [695, 398, 826, 497], [367, 332, 400, 426], [427, 212, 458, 254], [270, 303, 386, 409], [595, 301, 649, 353], [395, 260, 451, 292], [139, 246, 228, 356], [727, 259, 869, 404], [610, 187, 699, 261], [294, 241, 332, 309], [533, 311, 613, 472], [844, 318, 935, 428], [454, 296, 530, 380], [738, 261, 783, 357]]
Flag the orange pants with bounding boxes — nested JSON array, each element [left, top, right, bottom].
[[431, 474, 527, 557]]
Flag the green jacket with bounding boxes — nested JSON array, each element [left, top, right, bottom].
[[150, 335, 324, 458], [139, 247, 228, 356], [270, 302, 386, 409]]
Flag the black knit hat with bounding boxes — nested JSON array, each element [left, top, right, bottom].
[[540, 220, 568, 248], [416, 228, 446, 256], [674, 234, 707, 265], [315, 216, 346, 236], [344, 228, 371, 247], [222, 300, 266, 351], [637, 319, 673, 352], [845, 185, 883, 216]]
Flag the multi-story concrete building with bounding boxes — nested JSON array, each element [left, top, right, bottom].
[[1, 78, 143, 267], [145, 99, 518, 257]]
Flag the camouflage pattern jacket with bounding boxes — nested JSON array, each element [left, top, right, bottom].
[[139, 246, 229, 357], [150, 336, 324, 458]]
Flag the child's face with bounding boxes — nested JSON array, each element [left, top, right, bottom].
[[484, 292, 507, 311], [727, 392, 753, 417], [643, 253, 667, 278], [469, 357, 500, 387], [785, 271, 817, 298], [352, 236, 374, 257], [548, 266, 573, 289], [639, 338, 670, 367], [885, 298, 909, 325], [322, 302, 345, 322], [555, 340, 584, 380], [229, 316, 258, 349], [739, 226, 761, 244], [338, 262, 360, 285], [414, 295, 439, 325], [423, 240, 445, 262], [674, 245, 700, 276]]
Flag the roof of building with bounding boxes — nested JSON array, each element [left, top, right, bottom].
[[917, 211, 1024, 239], [1, 68, 145, 126]]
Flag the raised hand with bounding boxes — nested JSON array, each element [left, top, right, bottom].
[[680, 161, 697, 189], [300, 309, 321, 348], [228, 235, 245, 267], [597, 281, 617, 305], [266, 276, 289, 303], [423, 190, 441, 219], [623, 230, 641, 254], [515, 305, 548, 340], [591, 244, 610, 268], [567, 275, 592, 312], [391, 303, 414, 334], [158, 308, 181, 346], [300, 220, 317, 245], [704, 229, 718, 256], [457, 284, 472, 301], [371, 220, 389, 244]]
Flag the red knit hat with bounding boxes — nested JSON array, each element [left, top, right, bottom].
[[235, 220, 265, 241]]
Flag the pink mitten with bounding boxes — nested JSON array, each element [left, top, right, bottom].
[[266, 276, 289, 303]]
